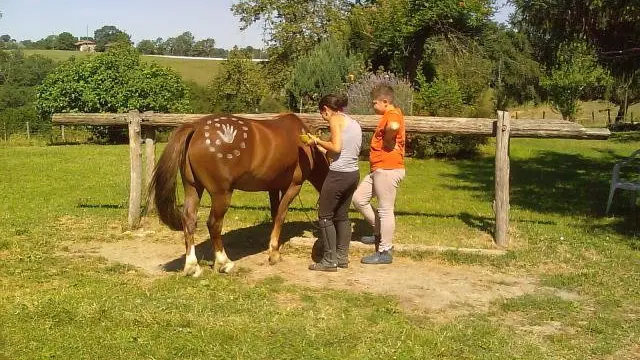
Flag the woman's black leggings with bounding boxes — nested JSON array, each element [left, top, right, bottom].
[[318, 170, 360, 222]]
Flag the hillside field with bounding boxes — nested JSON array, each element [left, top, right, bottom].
[[23, 49, 222, 86]]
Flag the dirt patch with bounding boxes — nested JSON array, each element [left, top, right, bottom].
[[56, 215, 579, 321], [64, 234, 545, 321]]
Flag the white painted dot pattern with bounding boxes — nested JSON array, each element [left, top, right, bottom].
[[202, 117, 249, 160]]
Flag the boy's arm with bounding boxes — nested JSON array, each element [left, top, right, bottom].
[[382, 114, 401, 151]]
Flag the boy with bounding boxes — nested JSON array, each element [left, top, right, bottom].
[[352, 84, 406, 264]]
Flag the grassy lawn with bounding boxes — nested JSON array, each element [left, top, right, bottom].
[[1, 135, 639, 359], [143, 56, 222, 86], [22, 49, 221, 86], [22, 49, 93, 61], [510, 101, 640, 128]]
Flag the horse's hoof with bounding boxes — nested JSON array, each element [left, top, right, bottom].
[[192, 266, 203, 277], [184, 263, 202, 277], [218, 262, 235, 274], [268, 253, 281, 265]]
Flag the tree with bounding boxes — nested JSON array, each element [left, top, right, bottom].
[[0, 51, 56, 137], [347, 0, 493, 79], [173, 32, 195, 56], [192, 38, 216, 57], [232, 0, 351, 66], [93, 25, 131, 51], [56, 32, 77, 51], [512, 0, 640, 120], [0, 51, 56, 87], [478, 23, 542, 108], [541, 42, 612, 121], [32, 35, 58, 50], [20, 40, 34, 48], [0, 34, 17, 50], [207, 50, 267, 113], [36, 45, 189, 120], [287, 38, 364, 111], [136, 39, 157, 54]]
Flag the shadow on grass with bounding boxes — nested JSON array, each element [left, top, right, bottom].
[[78, 203, 126, 209], [162, 220, 312, 272], [609, 131, 640, 143], [447, 147, 640, 239], [354, 211, 555, 239]]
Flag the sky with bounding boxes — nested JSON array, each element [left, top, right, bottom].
[[1, 0, 514, 50]]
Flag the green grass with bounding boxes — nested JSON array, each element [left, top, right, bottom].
[[143, 56, 222, 86], [23, 49, 222, 86], [1, 138, 640, 358], [22, 49, 93, 61], [510, 100, 640, 127]]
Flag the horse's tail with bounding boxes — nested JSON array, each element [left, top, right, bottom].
[[148, 122, 197, 231]]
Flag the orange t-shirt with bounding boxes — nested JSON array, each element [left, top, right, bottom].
[[369, 107, 406, 171]]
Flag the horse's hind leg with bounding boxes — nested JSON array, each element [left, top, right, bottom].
[[208, 191, 234, 273], [268, 190, 282, 220], [183, 182, 204, 277], [268, 183, 302, 264]]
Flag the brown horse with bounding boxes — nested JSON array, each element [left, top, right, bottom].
[[149, 113, 329, 276]]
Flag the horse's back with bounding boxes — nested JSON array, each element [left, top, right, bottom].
[[185, 113, 308, 192]]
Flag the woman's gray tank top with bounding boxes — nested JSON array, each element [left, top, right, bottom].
[[329, 115, 362, 172]]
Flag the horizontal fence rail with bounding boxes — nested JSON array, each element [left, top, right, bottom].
[[50, 110, 612, 247], [52, 112, 610, 140]]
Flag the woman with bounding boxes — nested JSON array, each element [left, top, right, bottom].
[[306, 94, 362, 271]]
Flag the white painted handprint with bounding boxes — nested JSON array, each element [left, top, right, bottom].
[[217, 124, 237, 144]]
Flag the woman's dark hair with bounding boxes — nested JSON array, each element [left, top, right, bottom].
[[318, 94, 348, 112]]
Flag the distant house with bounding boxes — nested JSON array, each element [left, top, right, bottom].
[[75, 40, 96, 52]]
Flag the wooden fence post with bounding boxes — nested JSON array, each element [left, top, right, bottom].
[[143, 126, 156, 212], [26, 122, 30, 140], [61, 125, 66, 142], [495, 111, 511, 247], [127, 110, 143, 228]]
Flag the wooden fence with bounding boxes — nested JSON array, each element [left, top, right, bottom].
[[52, 111, 610, 248]]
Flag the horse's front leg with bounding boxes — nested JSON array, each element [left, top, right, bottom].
[[182, 183, 204, 277], [268, 184, 302, 264], [208, 191, 234, 273]]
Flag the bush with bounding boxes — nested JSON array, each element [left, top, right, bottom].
[[258, 95, 287, 113], [208, 50, 268, 113], [37, 45, 190, 143], [409, 134, 486, 159], [416, 74, 464, 117], [347, 71, 414, 115]]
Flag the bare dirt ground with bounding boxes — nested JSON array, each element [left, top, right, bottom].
[[59, 216, 575, 321]]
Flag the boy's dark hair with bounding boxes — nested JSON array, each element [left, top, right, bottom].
[[371, 84, 395, 104], [318, 94, 349, 111]]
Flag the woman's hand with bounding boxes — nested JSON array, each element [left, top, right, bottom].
[[307, 134, 320, 146]]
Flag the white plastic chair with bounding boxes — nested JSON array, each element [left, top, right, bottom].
[[606, 149, 640, 215]]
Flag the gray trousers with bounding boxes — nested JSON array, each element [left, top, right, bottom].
[[352, 168, 405, 252]]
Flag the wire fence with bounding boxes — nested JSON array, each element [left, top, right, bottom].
[[1, 123, 124, 145]]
